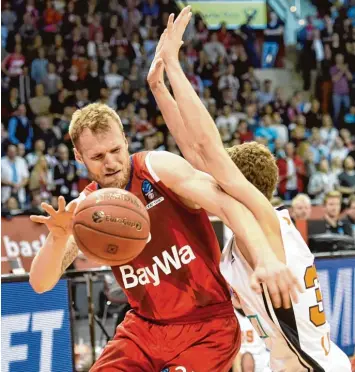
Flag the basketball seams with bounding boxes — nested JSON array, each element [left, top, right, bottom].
[[74, 222, 149, 241], [75, 203, 151, 226], [73, 225, 141, 265]]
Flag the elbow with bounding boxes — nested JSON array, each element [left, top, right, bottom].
[[29, 276, 47, 294], [29, 273, 54, 294]]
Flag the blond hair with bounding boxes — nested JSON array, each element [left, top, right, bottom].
[[69, 103, 124, 146], [291, 193, 311, 208], [226, 142, 279, 201], [324, 190, 342, 205]]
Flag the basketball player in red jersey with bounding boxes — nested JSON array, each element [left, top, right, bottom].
[[29, 26, 300, 372]]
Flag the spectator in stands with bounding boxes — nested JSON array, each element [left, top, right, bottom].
[[309, 129, 330, 164], [216, 105, 239, 135], [257, 79, 274, 106], [290, 194, 312, 221], [277, 142, 305, 200], [330, 136, 349, 162], [330, 156, 343, 179], [270, 112, 288, 146], [306, 99, 322, 129], [1, 144, 29, 208], [3, 87, 20, 120], [1, 44, 25, 88], [24, 193, 46, 216], [1, 2, 17, 33], [203, 32, 226, 64], [42, 63, 61, 96], [19, 13, 38, 44], [240, 11, 259, 68], [337, 156, 355, 199], [319, 114, 338, 148], [29, 84, 51, 116], [330, 53, 352, 124], [263, 11, 284, 68], [34, 115, 59, 149], [218, 64, 239, 101], [2, 197, 23, 217], [105, 63, 124, 101], [53, 144, 78, 202], [25, 139, 46, 170], [142, 0, 160, 19], [8, 104, 33, 151], [255, 114, 278, 151], [28, 155, 53, 202], [31, 47, 48, 84], [320, 191, 352, 236], [235, 120, 252, 144], [308, 158, 339, 204]]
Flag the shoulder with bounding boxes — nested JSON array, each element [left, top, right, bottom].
[[147, 151, 188, 178]]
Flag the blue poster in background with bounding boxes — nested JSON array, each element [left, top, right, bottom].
[[1, 280, 73, 372], [316, 257, 355, 356]]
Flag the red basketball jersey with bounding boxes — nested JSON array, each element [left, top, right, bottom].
[[82, 151, 233, 323]]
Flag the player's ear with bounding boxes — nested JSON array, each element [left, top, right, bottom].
[[74, 148, 83, 164]]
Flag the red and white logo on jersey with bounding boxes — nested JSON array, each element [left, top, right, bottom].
[[120, 244, 196, 288]]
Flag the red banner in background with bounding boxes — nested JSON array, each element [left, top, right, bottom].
[[1, 216, 102, 274], [1, 216, 48, 274]]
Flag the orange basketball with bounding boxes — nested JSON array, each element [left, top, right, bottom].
[[73, 188, 150, 266]]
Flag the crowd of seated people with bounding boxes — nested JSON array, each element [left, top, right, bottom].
[[1, 0, 354, 244]]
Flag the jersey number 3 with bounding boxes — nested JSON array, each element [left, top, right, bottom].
[[304, 265, 327, 327]]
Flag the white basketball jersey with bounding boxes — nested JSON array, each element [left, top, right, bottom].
[[220, 207, 351, 372], [235, 310, 272, 372]]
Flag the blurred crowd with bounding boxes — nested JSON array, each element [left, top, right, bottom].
[[1, 0, 354, 238]]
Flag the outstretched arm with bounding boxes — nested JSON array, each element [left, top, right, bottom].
[[149, 151, 301, 308], [147, 30, 207, 172], [161, 9, 279, 230]]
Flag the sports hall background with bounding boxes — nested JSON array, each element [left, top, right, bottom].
[[1, 0, 355, 371]]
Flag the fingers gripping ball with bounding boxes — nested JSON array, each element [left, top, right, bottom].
[[73, 188, 150, 266]]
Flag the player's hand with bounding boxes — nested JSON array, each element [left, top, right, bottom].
[[162, 6, 192, 61], [147, 30, 167, 90], [30, 196, 78, 238], [250, 258, 304, 309]]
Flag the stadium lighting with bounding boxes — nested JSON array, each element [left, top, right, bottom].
[[298, 19, 305, 25], [290, 6, 297, 12]]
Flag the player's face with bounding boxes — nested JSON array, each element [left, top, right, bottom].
[[75, 121, 131, 189], [293, 201, 311, 220]]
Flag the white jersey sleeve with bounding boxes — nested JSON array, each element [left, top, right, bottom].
[[220, 206, 351, 372]]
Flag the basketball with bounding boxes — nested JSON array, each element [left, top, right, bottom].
[[73, 188, 150, 266]]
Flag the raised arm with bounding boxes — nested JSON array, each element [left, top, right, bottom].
[[147, 30, 207, 172], [150, 151, 301, 308], [160, 9, 279, 229]]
